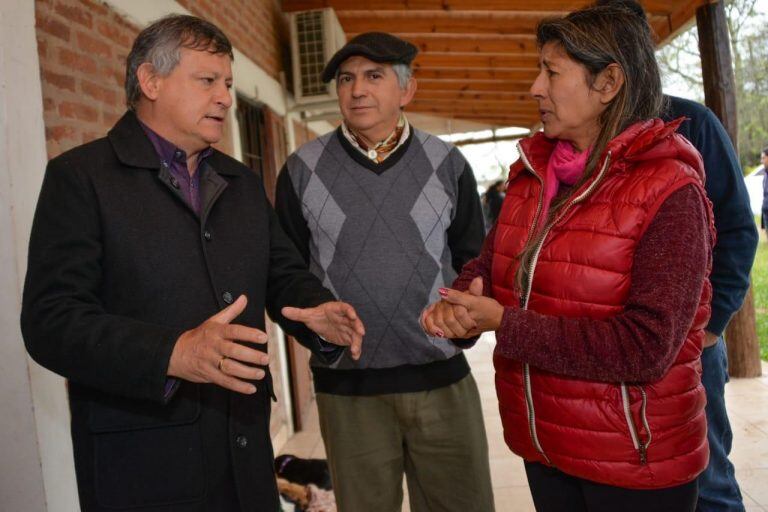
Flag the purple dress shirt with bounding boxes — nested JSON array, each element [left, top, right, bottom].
[[139, 121, 213, 215], [139, 121, 214, 399]]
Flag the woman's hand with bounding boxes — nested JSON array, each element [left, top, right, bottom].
[[422, 300, 477, 338], [422, 277, 505, 338]]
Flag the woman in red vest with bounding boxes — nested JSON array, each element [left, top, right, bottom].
[[422, 3, 714, 512]]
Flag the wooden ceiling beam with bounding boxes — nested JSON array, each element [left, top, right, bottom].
[[642, 0, 704, 16], [657, 0, 710, 44], [363, 34, 539, 55], [339, 12, 672, 43], [415, 68, 537, 81], [416, 80, 533, 93], [283, 0, 685, 17], [443, 113, 536, 121], [411, 98, 538, 108], [415, 53, 539, 69], [409, 112, 538, 127], [409, 108, 539, 119], [450, 113, 539, 120], [409, 110, 539, 121], [416, 90, 532, 101], [283, 1, 585, 12], [337, 11, 547, 35], [410, 111, 539, 122], [409, 104, 539, 117]]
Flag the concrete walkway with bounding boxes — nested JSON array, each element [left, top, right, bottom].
[[279, 334, 768, 511]]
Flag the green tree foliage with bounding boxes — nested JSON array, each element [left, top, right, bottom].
[[657, 0, 768, 169]]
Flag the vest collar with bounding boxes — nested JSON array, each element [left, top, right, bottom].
[[512, 117, 700, 194]]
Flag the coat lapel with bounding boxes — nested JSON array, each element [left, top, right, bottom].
[[107, 111, 244, 221], [107, 111, 162, 170]]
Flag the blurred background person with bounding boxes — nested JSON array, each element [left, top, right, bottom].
[[483, 180, 506, 229]]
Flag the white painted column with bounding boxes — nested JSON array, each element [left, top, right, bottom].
[[0, 1, 80, 511]]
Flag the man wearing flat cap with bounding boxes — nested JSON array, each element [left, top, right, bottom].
[[275, 32, 494, 511]]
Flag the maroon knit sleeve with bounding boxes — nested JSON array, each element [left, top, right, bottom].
[[453, 223, 496, 297], [494, 184, 711, 383]]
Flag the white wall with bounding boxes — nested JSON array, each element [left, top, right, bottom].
[[0, 1, 79, 511], [745, 166, 765, 215]]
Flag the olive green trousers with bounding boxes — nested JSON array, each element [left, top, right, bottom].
[[316, 374, 495, 512]]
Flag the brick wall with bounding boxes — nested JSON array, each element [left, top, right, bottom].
[[36, 0, 243, 159], [36, 0, 138, 158], [177, 0, 287, 81]]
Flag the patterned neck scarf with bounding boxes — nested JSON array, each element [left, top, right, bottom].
[[342, 114, 409, 163]]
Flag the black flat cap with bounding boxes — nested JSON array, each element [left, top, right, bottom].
[[321, 32, 418, 83]]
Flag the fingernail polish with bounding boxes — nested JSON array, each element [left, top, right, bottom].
[[435, 330, 444, 337], [438, 288, 448, 296]]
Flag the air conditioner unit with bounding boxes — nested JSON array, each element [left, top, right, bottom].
[[289, 8, 346, 105]]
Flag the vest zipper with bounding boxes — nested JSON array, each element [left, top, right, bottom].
[[520, 152, 613, 310], [516, 142, 546, 253], [515, 148, 613, 466], [621, 383, 652, 465], [517, 144, 551, 465]]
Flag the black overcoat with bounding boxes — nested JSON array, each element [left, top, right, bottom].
[[21, 111, 334, 511]]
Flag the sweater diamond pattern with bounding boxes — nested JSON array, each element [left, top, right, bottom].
[[289, 130, 464, 369]]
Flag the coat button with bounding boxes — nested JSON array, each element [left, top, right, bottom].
[[222, 291, 234, 304], [235, 435, 248, 448], [170, 176, 180, 189], [203, 230, 212, 241]]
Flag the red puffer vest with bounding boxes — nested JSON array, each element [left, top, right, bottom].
[[493, 119, 714, 489]]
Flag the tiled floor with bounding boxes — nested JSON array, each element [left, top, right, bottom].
[[279, 334, 768, 511]]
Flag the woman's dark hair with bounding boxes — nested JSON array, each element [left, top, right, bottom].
[[763, 146, 768, 157], [537, 3, 662, 176], [487, 180, 505, 193], [125, 15, 233, 110], [594, 0, 646, 20], [515, 2, 662, 290]]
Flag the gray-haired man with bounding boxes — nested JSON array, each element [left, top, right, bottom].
[[275, 32, 494, 512], [22, 15, 364, 512]]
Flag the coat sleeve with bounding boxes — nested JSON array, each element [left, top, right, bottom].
[[21, 158, 184, 403], [274, 163, 311, 264], [447, 157, 486, 273], [694, 110, 758, 335]]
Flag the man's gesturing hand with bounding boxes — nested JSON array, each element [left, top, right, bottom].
[[168, 295, 268, 394], [282, 301, 365, 360]]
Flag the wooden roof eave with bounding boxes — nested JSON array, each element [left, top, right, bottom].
[[281, 0, 712, 131]]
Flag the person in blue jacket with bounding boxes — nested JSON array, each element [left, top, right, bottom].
[[664, 94, 758, 512]]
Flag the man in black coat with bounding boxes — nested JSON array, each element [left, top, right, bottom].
[[21, 15, 363, 512]]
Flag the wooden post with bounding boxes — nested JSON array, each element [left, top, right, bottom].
[[697, 1, 762, 377]]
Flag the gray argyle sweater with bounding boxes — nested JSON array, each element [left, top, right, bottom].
[[275, 128, 484, 395]]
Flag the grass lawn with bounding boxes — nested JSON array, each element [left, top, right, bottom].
[[750, 217, 768, 361]]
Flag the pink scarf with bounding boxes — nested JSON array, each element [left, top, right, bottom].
[[539, 140, 591, 226]]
